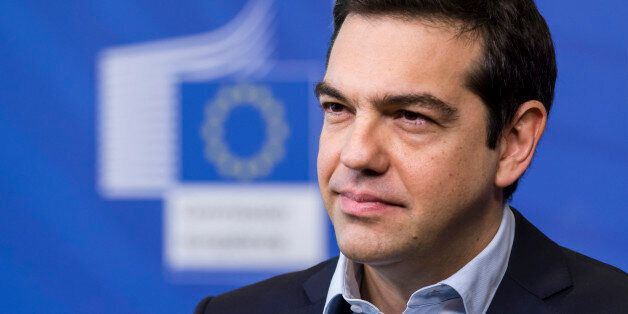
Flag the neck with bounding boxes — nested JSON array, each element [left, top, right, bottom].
[[359, 200, 505, 313]]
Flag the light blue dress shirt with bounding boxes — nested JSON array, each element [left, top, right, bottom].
[[323, 205, 515, 314]]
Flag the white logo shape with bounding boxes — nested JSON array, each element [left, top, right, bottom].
[[97, 0, 274, 198]]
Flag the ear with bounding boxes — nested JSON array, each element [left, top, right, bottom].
[[495, 100, 547, 189]]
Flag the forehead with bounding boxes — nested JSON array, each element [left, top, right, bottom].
[[325, 14, 483, 104]]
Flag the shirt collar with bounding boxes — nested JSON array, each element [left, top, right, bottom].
[[323, 205, 515, 314]]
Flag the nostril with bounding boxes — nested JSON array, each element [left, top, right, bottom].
[[362, 168, 380, 177]]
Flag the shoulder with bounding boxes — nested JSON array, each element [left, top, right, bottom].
[[557, 246, 628, 298], [194, 257, 338, 314], [561, 246, 627, 286], [500, 208, 628, 312], [537, 239, 628, 312]]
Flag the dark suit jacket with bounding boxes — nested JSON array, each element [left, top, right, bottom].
[[195, 210, 628, 313]]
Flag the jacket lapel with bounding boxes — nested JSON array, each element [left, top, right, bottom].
[[297, 257, 339, 314], [487, 208, 573, 313]]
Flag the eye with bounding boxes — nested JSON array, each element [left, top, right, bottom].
[[401, 110, 421, 121], [395, 110, 431, 124], [320, 102, 352, 124], [322, 102, 348, 114]]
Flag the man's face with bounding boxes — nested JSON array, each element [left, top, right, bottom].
[[317, 15, 503, 265]]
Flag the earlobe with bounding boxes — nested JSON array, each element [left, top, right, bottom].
[[495, 100, 547, 189]]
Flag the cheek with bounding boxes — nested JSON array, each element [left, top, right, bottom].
[[316, 131, 337, 183], [399, 141, 495, 207], [400, 150, 456, 198], [317, 129, 343, 207]]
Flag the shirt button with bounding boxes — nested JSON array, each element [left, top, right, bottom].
[[350, 304, 364, 313]]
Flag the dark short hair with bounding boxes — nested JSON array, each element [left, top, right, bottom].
[[328, 0, 557, 200]]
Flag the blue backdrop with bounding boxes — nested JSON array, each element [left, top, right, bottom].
[[0, 1, 626, 313]]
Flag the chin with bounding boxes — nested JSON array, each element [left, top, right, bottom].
[[335, 225, 405, 265], [339, 243, 382, 264]]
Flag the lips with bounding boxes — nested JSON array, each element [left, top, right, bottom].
[[337, 190, 403, 217]]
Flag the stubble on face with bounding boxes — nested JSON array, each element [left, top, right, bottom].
[[317, 14, 504, 270]]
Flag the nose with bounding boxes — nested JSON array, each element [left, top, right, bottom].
[[339, 117, 389, 175]]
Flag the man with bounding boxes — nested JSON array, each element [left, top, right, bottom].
[[195, 0, 628, 313]]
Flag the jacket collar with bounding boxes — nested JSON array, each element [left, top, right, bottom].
[[303, 256, 339, 303], [488, 208, 573, 313]]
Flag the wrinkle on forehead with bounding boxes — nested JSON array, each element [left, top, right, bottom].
[[326, 14, 484, 109], [340, 14, 485, 84]]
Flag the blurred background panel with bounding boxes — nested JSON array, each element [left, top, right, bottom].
[[0, 0, 625, 313]]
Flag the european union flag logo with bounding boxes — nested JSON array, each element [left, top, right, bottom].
[[180, 81, 311, 183]]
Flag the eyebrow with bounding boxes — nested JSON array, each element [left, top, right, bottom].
[[315, 81, 459, 122], [315, 81, 348, 103]]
